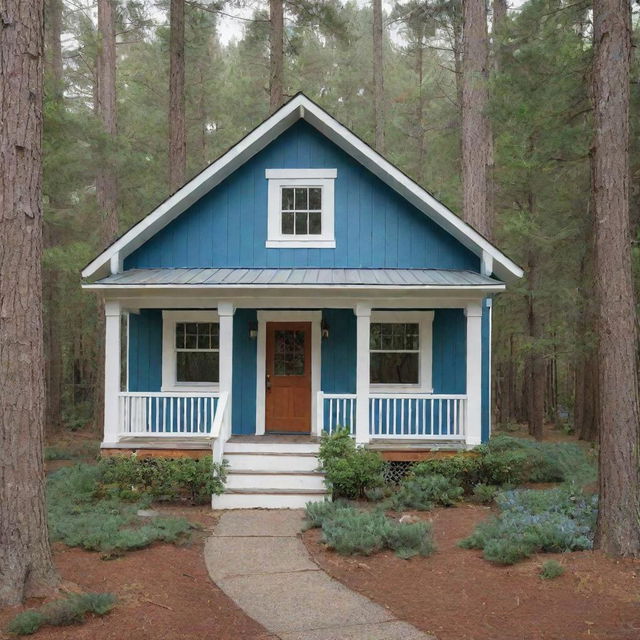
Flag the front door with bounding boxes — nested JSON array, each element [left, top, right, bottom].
[[265, 322, 312, 433]]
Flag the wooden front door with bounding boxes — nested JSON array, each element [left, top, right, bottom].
[[265, 322, 312, 433]]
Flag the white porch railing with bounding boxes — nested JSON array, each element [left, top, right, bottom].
[[118, 392, 225, 437], [317, 392, 357, 435], [317, 392, 467, 440]]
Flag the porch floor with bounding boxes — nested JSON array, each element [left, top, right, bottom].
[[227, 434, 320, 444]]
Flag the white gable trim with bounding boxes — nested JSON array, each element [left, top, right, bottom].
[[82, 94, 523, 283]]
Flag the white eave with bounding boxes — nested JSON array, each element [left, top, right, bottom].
[[82, 94, 523, 284]]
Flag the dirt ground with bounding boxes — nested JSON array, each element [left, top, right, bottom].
[[0, 507, 273, 640], [303, 503, 640, 640]]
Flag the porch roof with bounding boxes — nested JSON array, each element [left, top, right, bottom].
[[86, 267, 504, 290]]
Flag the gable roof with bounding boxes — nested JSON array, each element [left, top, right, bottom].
[[82, 93, 523, 283]]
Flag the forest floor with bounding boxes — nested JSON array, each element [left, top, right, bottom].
[[303, 503, 640, 640]]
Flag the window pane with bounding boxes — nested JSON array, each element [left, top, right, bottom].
[[294, 188, 308, 209], [273, 330, 305, 375], [175, 323, 185, 349], [309, 187, 322, 209], [282, 187, 295, 210], [210, 324, 219, 349], [308, 211, 322, 234], [282, 212, 294, 234], [370, 352, 419, 384], [177, 351, 219, 383], [370, 323, 382, 349], [185, 333, 197, 349], [197, 333, 210, 349], [295, 211, 308, 235]]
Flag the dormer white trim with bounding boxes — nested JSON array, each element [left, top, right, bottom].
[[82, 93, 523, 283]]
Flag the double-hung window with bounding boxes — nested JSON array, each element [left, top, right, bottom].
[[369, 311, 434, 392], [162, 311, 219, 391], [266, 169, 336, 248]]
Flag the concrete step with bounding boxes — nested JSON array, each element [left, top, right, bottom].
[[212, 488, 328, 510], [226, 470, 326, 491], [225, 440, 320, 454], [224, 451, 320, 472]]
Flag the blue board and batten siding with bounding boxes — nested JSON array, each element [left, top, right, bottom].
[[124, 121, 479, 272], [124, 118, 492, 441]]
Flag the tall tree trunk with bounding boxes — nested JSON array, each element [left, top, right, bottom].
[[592, 0, 640, 556], [461, 0, 493, 238], [0, 0, 59, 605], [526, 250, 545, 440], [372, 0, 384, 153], [95, 0, 119, 429], [45, 0, 63, 100], [491, 0, 507, 73], [269, 0, 284, 112], [169, 0, 186, 192]]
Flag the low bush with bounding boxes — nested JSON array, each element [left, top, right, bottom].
[[5, 593, 116, 635], [412, 435, 595, 492], [460, 486, 597, 564], [388, 474, 463, 511], [319, 506, 435, 558], [540, 560, 565, 580], [47, 464, 193, 554], [318, 429, 384, 499], [471, 483, 499, 504], [304, 500, 353, 528], [98, 454, 226, 504]]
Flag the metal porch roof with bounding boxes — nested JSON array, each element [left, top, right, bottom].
[[90, 268, 504, 288]]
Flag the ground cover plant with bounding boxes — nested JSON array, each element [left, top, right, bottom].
[[411, 435, 595, 493], [540, 560, 565, 580], [47, 463, 198, 555], [5, 592, 116, 635], [305, 500, 435, 559], [318, 428, 384, 499], [388, 473, 463, 511], [460, 486, 597, 564]]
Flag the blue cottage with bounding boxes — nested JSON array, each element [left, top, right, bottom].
[[83, 94, 523, 508]]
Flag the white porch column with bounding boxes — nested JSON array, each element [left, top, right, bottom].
[[354, 303, 371, 445], [465, 302, 483, 447], [217, 302, 235, 439], [103, 300, 121, 445]]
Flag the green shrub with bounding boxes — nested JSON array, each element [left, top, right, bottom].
[[6, 610, 45, 635], [389, 474, 463, 511], [471, 483, 499, 504], [47, 464, 193, 553], [5, 593, 116, 636], [412, 435, 595, 492], [304, 499, 354, 528], [317, 506, 435, 558], [460, 486, 597, 565], [318, 429, 384, 499], [364, 486, 386, 502], [540, 560, 565, 580], [98, 455, 226, 504]]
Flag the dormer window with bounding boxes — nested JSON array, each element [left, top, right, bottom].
[[266, 169, 336, 248]]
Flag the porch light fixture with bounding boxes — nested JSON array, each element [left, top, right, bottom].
[[249, 321, 258, 339], [321, 320, 330, 340]]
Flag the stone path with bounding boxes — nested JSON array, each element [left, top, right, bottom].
[[204, 510, 435, 640]]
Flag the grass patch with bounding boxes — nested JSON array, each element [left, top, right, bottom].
[[460, 486, 597, 564], [540, 559, 565, 580], [304, 501, 435, 559], [6, 593, 116, 635], [47, 464, 193, 555], [470, 483, 499, 504], [388, 474, 463, 511]]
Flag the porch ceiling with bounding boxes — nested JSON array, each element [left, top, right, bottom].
[[85, 267, 504, 290]]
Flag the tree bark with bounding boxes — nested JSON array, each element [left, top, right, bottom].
[[461, 0, 493, 239], [269, 0, 284, 113], [491, 0, 508, 72], [526, 250, 545, 440], [592, 0, 640, 556], [45, 0, 63, 100], [372, 0, 384, 153], [169, 0, 186, 192], [0, 0, 59, 605]]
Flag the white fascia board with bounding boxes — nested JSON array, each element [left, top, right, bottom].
[[82, 94, 523, 283]]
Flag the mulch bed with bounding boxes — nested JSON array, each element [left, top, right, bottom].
[[303, 503, 640, 640], [0, 506, 273, 640]]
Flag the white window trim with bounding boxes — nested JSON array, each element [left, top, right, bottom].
[[255, 310, 322, 436], [266, 169, 336, 248], [369, 311, 434, 393], [162, 310, 220, 392]]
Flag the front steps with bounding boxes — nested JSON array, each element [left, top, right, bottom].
[[212, 438, 329, 509]]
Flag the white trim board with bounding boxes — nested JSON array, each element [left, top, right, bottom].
[[255, 310, 322, 436], [81, 94, 523, 283]]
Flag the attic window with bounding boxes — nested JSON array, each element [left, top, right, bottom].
[[266, 169, 336, 248]]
